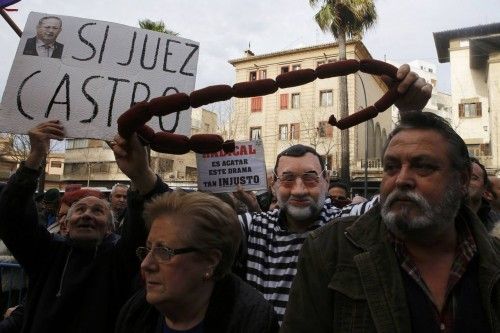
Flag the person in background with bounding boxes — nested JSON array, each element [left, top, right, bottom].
[[115, 190, 278, 333], [38, 188, 60, 228], [328, 182, 351, 208], [468, 157, 495, 231], [110, 183, 129, 233]]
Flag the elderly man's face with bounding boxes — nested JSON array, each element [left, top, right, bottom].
[[380, 129, 467, 240], [273, 152, 328, 223], [36, 18, 62, 45], [67, 196, 111, 246]]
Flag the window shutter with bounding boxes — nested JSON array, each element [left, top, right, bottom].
[[477, 102, 482, 116], [459, 103, 464, 118], [251, 97, 262, 112], [280, 94, 288, 109], [294, 123, 300, 139]]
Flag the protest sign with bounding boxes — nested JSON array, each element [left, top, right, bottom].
[[196, 140, 267, 193], [1, 12, 199, 140]]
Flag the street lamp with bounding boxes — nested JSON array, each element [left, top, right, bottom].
[[356, 73, 368, 198]]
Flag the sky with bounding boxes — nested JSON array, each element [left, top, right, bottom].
[[1, 0, 499, 103]]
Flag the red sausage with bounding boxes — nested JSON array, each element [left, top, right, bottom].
[[150, 132, 190, 155], [359, 59, 398, 80], [222, 140, 236, 153], [117, 102, 152, 139], [190, 85, 233, 108], [233, 79, 278, 98], [189, 134, 224, 154], [374, 87, 400, 112], [316, 60, 360, 79], [336, 106, 379, 130], [149, 93, 190, 116], [275, 69, 316, 88], [136, 125, 156, 144]]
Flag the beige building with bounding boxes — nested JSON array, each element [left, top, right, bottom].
[[0, 135, 65, 188], [62, 108, 217, 189], [434, 23, 500, 173], [228, 41, 392, 190]]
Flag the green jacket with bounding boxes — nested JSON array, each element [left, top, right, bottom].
[[281, 204, 500, 332]]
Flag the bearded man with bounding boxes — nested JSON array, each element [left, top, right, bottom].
[[282, 112, 500, 332]]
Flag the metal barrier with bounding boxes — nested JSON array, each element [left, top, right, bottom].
[[0, 262, 26, 309]]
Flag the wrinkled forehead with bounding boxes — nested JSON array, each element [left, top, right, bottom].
[[74, 196, 109, 209], [275, 152, 323, 175]]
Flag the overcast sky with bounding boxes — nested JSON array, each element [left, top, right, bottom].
[[1, 0, 499, 100]]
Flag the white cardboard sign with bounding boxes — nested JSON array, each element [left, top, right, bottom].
[[196, 140, 267, 193], [1, 12, 199, 140]]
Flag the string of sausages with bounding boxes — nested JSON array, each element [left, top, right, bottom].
[[117, 58, 400, 155]]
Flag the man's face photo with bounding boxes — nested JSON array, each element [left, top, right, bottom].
[[36, 17, 62, 45]]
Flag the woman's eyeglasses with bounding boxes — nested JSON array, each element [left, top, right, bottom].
[[136, 246, 199, 263]]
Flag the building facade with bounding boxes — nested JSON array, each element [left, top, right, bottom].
[[434, 23, 500, 173], [228, 41, 392, 191]]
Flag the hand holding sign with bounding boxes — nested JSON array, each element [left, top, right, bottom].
[[25, 120, 64, 169]]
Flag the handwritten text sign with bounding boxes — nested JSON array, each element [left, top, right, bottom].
[[1, 12, 199, 140], [196, 140, 267, 193]]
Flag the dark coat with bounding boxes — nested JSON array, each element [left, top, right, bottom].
[[116, 273, 279, 333], [281, 204, 500, 333], [0, 164, 168, 333], [23, 37, 64, 59]]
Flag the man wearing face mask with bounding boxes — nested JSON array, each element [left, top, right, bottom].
[[0, 121, 168, 332]]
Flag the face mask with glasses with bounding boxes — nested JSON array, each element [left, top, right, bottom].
[[274, 170, 325, 188]]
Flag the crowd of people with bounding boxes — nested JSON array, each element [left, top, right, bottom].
[[0, 63, 499, 332]]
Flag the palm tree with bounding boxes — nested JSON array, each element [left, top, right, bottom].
[[309, 0, 376, 186], [138, 19, 179, 36]]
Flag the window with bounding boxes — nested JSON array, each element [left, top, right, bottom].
[[291, 93, 300, 109], [320, 90, 333, 107], [459, 102, 482, 118], [317, 59, 335, 67], [280, 66, 289, 74], [468, 144, 490, 157], [65, 139, 89, 149], [249, 71, 257, 81], [91, 162, 110, 173], [291, 64, 301, 71], [258, 69, 267, 79], [280, 94, 288, 109], [290, 123, 300, 140], [158, 158, 173, 172], [318, 121, 333, 138], [250, 96, 262, 112], [250, 127, 262, 140], [50, 161, 62, 168], [279, 124, 288, 141]]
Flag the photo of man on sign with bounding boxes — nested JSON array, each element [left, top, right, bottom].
[[23, 16, 64, 58]]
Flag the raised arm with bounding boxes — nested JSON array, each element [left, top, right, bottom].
[[0, 121, 65, 275]]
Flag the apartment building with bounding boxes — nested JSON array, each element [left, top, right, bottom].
[[228, 40, 392, 189], [434, 23, 500, 173]]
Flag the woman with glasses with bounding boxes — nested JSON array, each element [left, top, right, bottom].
[[115, 190, 278, 333]]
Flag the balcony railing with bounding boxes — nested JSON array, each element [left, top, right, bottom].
[[358, 159, 383, 169]]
